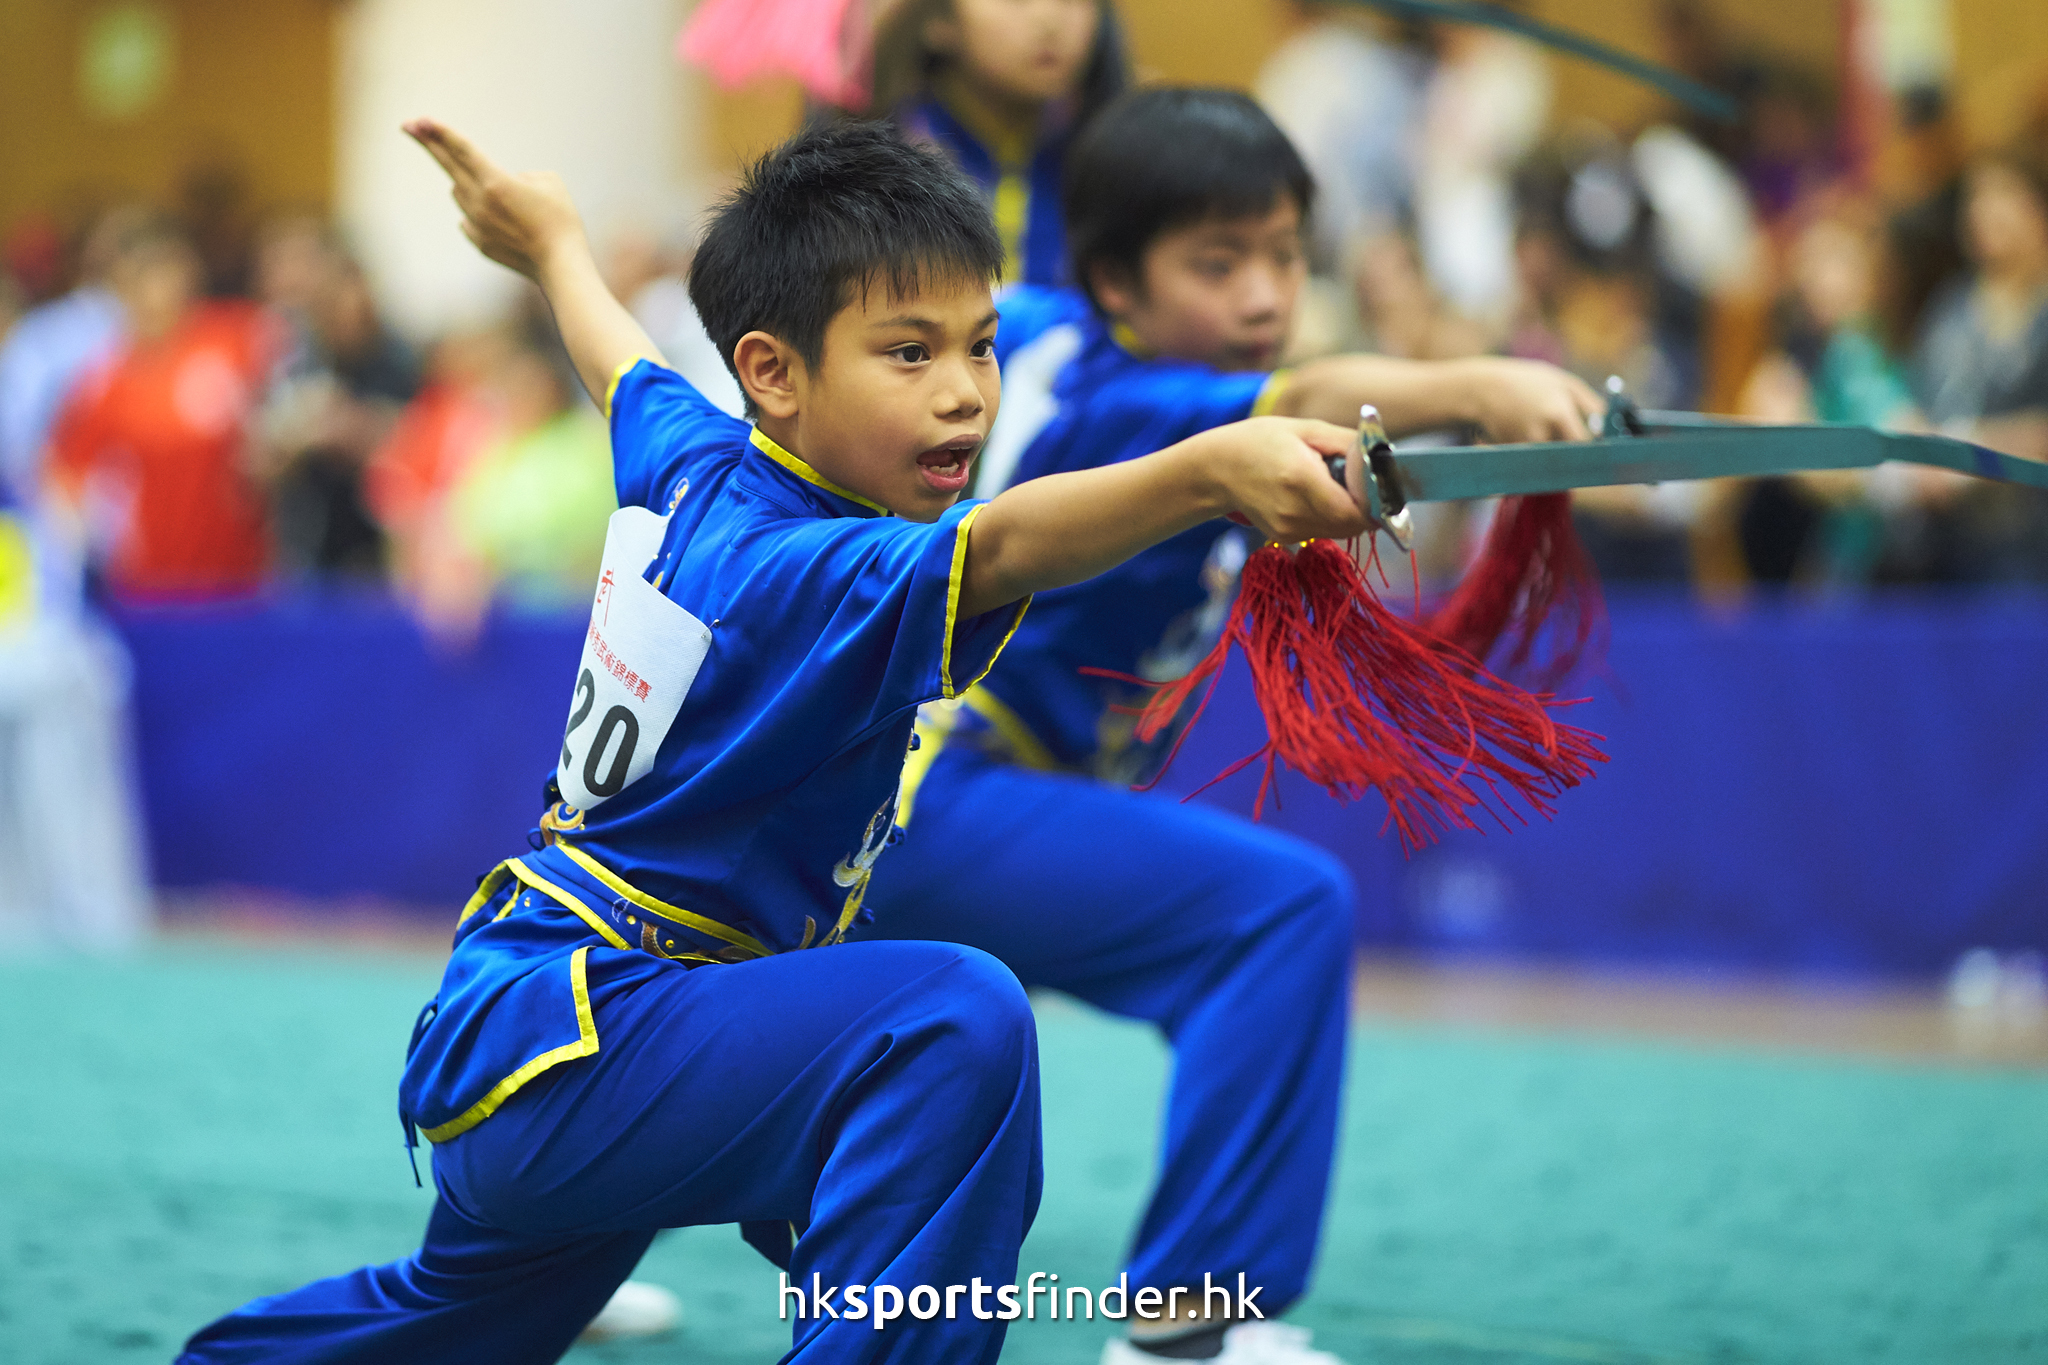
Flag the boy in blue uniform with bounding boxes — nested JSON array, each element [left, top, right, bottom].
[[177, 116, 1368, 1365], [860, 90, 1607, 1364]]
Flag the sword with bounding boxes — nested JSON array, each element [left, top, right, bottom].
[[1334, 383, 2048, 552]]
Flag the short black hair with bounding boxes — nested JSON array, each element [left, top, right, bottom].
[[690, 121, 1002, 412], [1063, 87, 1315, 312]]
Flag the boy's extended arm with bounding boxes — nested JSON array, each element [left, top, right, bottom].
[[958, 416, 1366, 619], [1268, 354, 1608, 445], [405, 120, 664, 416]]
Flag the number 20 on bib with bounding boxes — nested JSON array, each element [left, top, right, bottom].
[[558, 505, 711, 810]]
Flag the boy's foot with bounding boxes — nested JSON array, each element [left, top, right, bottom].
[[579, 1280, 682, 1342], [1104, 1321, 1347, 1364]]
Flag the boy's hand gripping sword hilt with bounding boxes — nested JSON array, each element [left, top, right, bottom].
[[1327, 405, 1413, 550]]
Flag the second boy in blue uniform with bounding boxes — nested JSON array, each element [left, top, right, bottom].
[[863, 89, 1608, 1365]]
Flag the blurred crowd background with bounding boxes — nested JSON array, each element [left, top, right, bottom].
[[4, 0, 2048, 633], [2, 0, 2047, 967]]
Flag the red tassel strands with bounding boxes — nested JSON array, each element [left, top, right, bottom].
[[1427, 492, 1606, 689], [1096, 538, 1606, 852]]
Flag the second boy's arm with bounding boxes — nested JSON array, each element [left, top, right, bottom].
[[958, 416, 1365, 618], [1268, 354, 1608, 445], [406, 120, 663, 416]]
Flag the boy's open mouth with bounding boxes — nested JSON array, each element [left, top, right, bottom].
[[916, 436, 981, 494]]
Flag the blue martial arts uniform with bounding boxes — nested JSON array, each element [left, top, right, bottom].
[[180, 361, 1042, 1365], [863, 288, 1354, 1313], [898, 94, 1072, 288]]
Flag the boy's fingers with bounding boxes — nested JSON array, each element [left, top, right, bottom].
[[425, 123, 497, 183], [1284, 418, 1356, 457], [403, 119, 497, 189]]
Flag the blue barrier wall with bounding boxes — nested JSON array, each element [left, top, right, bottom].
[[119, 589, 2048, 976]]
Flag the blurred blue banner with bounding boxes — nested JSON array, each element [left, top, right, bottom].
[[120, 589, 2048, 976]]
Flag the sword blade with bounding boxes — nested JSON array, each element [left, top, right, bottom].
[[1382, 426, 2048, 505]]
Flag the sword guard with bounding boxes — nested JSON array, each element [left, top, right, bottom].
[[1602, 374, 1647, 438], [1327, 405, 1412, 550]]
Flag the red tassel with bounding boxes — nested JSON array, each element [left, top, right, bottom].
[[1428, 493, 1606, 689], [1094, 539, 1606, 851]]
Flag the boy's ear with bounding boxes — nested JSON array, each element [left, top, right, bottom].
[[1088, 261, 1140, 321], [732, 331, 802, 420]]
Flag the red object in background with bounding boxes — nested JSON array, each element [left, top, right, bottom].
[[48, 302, 277, 600], [363, 379, 500, 527], [678, 0, 871, 109], [1099, 538, 1606, 850]]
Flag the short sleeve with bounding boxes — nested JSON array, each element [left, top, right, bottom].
[[756, 498, 1028, 723], [608, 360, 751, 512]]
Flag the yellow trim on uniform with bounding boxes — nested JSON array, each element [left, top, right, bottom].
[[1109, 321, 1151, 358], [457, 862, 519, 927], [962, 684, 1061, 772], [895, 706, 958, 829], [602, 354, 668, 418], [553, 840, 770, 960], [750, 427, 889, 515], [939, 505, 1031, 699], [503, 857, 634, 951], [1251, 369, 1295, 418], [992, 171, 1029, 283], [418, 946, 600, 1143]]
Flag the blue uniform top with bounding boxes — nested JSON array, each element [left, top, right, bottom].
[[899, 95, 1071, 289], [401, 360, 1027, 1143], [963, 287, 1282, 780]]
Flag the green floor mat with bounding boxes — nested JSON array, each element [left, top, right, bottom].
[[0, 945, 2041, 1364]]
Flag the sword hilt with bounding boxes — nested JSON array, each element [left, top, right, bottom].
[[1326, 405, 1413, 550]]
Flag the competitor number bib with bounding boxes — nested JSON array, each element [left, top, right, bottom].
[[558, 504, 711, 810]]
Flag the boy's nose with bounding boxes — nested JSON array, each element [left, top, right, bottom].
[[933, 358, 986, 419]]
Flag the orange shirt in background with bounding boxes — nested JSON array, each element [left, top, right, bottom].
[[48, 301, 278, 600]]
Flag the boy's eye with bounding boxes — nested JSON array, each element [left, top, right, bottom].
[[889, 343, 930, 363], [971, 337, 996, 358], [1194, 257, 1235, 280]]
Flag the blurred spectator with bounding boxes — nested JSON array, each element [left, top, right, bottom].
[[1256, 4, 1426, 275], [44, 215, 279, 601], [1731, 62, 1841, 233], [1510, 135, 1703, 582], [1885, 85, 1969, 349], [255, 214, 420, 579], [446, 315, 613, 610], [373, 306, 612, 643], [1912, 141, 2048, 456], [0, 208, 138, 504], [1350, 231, 1486, 362], [1414, 17, 1552, 329], [177, 158, 258, 299], [869, 0, 1128, 287], [366, 326, 511, 638]]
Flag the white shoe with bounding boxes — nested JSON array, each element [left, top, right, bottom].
[[580, 1279, 682, 1341], [1101, 1321, 1346, 1364]]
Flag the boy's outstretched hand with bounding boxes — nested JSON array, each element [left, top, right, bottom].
[[404, 119, 587, 282], [1197, 416, 1367, 546], [404, 118, 664, 414], [961, 417, 1366, 619]]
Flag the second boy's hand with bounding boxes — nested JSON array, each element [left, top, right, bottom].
[[404, 118, 664, 416]]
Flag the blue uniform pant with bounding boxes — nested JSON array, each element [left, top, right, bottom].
[[179, 937, 1043, 1364], [861, 744, 1354, 1310]]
